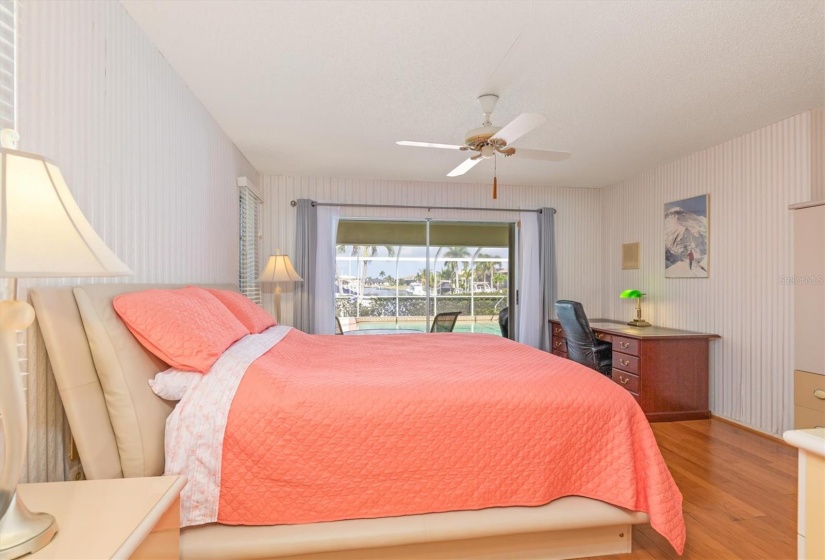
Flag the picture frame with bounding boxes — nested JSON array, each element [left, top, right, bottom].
[[664, 194, 709, 278]]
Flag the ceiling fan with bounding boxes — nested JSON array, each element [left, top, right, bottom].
[[397, 94, 571, 189]]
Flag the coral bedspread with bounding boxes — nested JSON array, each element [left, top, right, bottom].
[[165, 327, 685, 553]]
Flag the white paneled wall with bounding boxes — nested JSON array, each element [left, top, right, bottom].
[[261, 176, 603, 325], [600, 112, 813, 435], [13, 0, 259, 482]]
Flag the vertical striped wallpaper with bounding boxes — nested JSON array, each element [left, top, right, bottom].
[[812, 109, 824, 201], [600, 112, 813, 435], [260, 177, 604, 325], [13, 0, 259, 482]]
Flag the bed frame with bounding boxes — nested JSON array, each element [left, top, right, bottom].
[[30, 283, 650, 560]]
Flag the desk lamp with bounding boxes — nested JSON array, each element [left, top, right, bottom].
[[620, 289, 651, 327], [258, 252, 303, 324], [0, 130, 131, 559]]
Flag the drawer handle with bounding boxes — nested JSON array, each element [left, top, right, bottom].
[[620, 358, 630, 367], [620, 342, 630, 349], [814, 389, 825, 400], [595, 333, 603, 339], [619, 376, 629, 385], [554, 340, 563, 348], [554, 327, 561, 334]]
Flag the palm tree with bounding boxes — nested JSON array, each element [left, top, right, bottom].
[[443, 247, 471, 292], [352, 245, 395, 304]]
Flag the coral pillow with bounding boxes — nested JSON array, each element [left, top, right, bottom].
[[203, 288, 276, 333], [114, 287, 249, 373]]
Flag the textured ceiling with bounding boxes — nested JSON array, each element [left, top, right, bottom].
[[121, 0, 824, 188]]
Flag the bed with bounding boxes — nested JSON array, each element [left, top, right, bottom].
[[30, 283, 683, 560]]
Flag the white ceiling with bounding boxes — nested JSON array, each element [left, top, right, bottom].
[[121, 0, 824, 188]]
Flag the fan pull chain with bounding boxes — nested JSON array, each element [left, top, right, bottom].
[[492, 155, 498, 200]]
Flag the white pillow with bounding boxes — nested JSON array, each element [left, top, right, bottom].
[[148, 368, 202, 401]]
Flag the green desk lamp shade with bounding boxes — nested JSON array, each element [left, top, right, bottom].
[[620, 289, 643, 299], [620, 289, 651, 327]]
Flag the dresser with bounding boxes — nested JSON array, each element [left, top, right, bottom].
[[791, 201, 825, 429], [550, 319, 719, 422]]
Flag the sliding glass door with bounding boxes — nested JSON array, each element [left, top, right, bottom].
[[334, 220, 515, 336]]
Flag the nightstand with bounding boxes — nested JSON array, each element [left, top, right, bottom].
[[15, 475, 186, 560]]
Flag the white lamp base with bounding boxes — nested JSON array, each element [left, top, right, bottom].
[[0, 300, 58, 559], [0, 494, 57, 560]]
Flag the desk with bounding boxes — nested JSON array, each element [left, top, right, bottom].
[[345, 329, 425, 335], [549, 319, 720, 422]]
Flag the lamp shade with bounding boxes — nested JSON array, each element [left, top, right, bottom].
[[620, 289, 644, 299], [258, 254, 303, 283], [0, 147, 131, 277]]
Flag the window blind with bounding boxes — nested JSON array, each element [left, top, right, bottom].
[[239, 185, 262, 304], [0, 0, 14, 130]]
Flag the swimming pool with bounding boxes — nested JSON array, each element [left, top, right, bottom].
[[352, 321, 502, 335]]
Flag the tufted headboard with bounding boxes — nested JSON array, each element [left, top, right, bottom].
[[30, 283, 236, 480]]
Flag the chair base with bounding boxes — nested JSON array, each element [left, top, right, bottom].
[[627, 319, 651, 327]]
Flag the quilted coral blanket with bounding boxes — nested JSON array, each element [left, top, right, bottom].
[[165, 327, 685, 553]]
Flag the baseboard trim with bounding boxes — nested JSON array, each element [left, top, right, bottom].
[[710, 414, 791, 447]]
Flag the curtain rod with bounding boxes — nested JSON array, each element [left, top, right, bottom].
[[289, 200, 554, 214]]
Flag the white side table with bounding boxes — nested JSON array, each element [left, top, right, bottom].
[[15, 475, 186, 560], [784, 428, 825, 560]]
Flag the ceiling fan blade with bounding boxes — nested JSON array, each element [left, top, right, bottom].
[[396, 141, 464, 150], [511, 148, 571, 161], [491, 113, 548, 145], [447, 157, 481, 177]]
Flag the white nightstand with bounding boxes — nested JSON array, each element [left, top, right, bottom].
[[15, 475, 186, 560], [784, 428, 825, 560]]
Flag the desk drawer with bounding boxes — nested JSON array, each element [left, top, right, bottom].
[[795, 370, 825, 413], [551, 336, 567, 352], [613, 352, 639, 374], [613, 336, 639, 357], [551, 322, 565, 338], [594, 331, 612, 343], [612, 370, 640, 394]]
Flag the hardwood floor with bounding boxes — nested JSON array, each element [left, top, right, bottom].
[[593, 418, 798, 560]]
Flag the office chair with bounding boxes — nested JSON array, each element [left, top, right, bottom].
[[431, 311, 461, 333], [554, 300, 612, 376], [498, 307, 509, 338]]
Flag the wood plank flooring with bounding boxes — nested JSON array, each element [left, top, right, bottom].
[[593, 418, 798, 560]]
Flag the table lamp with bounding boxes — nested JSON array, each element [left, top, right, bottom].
[[258, 252, 302, 324], [0, 130, 131, 559], [620, 289, 651, 327]]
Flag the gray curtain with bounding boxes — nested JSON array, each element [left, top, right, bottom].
[[293, 199, 317, 332], [537, 207, 557, 352]]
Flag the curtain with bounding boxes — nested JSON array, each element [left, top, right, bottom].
[[293, 199, 317, 332], [517, 211, 541, 348], [313, 206, 340, 334], [517, 208, 557, 350], [537, 207, 557, 352]]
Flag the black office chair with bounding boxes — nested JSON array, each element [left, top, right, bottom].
[[498, 307, 509, 338], [431, 311, 461, 333], [554, 300, 612, 376]]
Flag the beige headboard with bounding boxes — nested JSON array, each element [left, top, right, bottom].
[[30, 283, 237, 480]]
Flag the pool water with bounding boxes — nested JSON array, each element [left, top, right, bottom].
[[353, 321, 502, 335]]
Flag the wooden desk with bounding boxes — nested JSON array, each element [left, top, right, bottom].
[[549, 319, 720, 422]]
